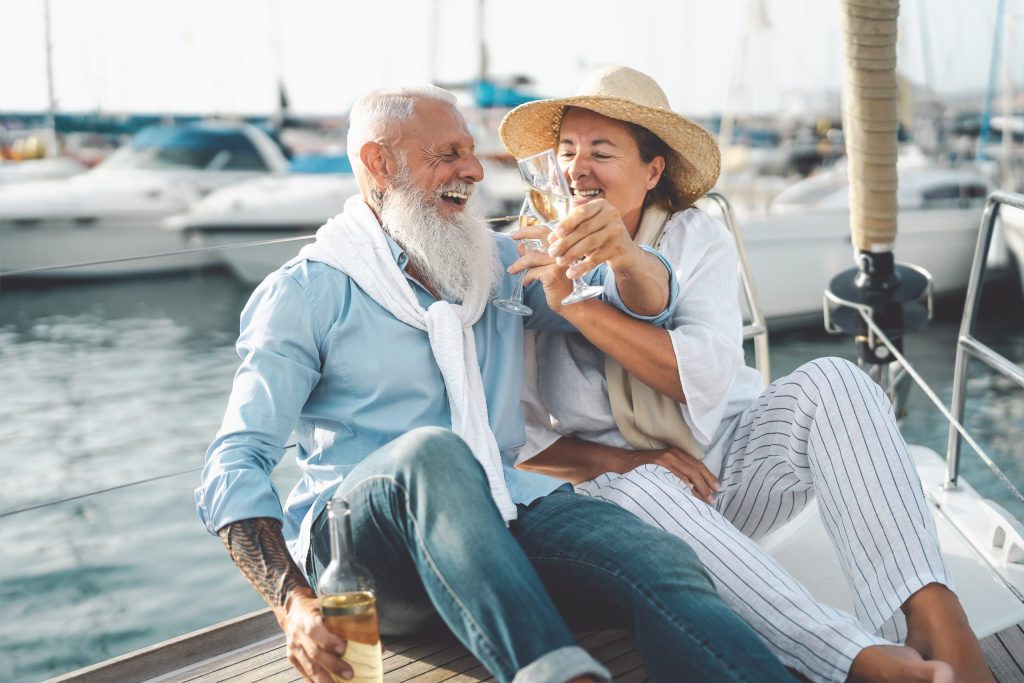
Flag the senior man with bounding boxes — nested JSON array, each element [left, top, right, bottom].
[[196, 84, 789, 683]]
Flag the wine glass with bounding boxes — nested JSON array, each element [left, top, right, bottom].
[[492, 200, 548, 316], [517, 149, 603, 305]]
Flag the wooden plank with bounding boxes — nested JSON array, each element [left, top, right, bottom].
[[387, 643, 471, 681], [401, 650, 486, 683], [442, 663, 494, 683], [384, 640, 464, 674], [82, 615, 1024, 683], [981, 624, 1024, 682], [46, 610, 281, 683], [383, 638, 425, 660], [174, 639, 285, 682], [220, 656, 295, 683], [604, 648, 647, 677]]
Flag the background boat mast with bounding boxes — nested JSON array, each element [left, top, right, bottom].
[[43, 0, 59, 157]]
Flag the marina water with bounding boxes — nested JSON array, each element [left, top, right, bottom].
[[1, 269, 1021, 682]]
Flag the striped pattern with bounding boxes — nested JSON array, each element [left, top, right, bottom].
[[578, 357, 951, 683]]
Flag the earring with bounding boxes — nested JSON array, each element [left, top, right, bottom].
[[371, 188, 384, 213]]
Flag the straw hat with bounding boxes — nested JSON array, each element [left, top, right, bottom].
[[499, 66, 720, 205]]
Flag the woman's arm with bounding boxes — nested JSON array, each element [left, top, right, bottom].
[[557, 299, 685, 403], [519, 436, 719, 502]]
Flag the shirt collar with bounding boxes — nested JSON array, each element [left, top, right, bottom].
[[380, 230, 410, 271]]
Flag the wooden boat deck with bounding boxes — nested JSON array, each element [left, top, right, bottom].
[[46, 608, 1024, 682]]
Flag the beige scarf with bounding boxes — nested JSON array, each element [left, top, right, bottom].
[[604, 206, 705, 459]]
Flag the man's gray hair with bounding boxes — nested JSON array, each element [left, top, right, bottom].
[[346, 84, 457, 180]]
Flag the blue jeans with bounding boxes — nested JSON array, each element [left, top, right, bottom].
[[309, 427, 789, 683]]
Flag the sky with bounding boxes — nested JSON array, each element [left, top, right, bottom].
[[0, 0, 1021, 118]]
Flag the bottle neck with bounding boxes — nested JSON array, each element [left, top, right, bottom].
[[327, 500, 355, 565]]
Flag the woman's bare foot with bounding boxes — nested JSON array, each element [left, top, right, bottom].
[[848, 645, 953, 683], [903, 583, 995, 683]]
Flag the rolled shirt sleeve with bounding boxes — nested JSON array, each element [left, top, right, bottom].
[[196, 271, 323, 534], [516, 234, 679, 329], [598, 245, 678, 326]]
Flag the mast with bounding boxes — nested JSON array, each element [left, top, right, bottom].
[[718, 0, 768, 150], [43, 0, 59, 157], [477, 0, 488, 82], [1001, 3, 1014, 188], [427, 0, 439, 84], [826, 0, 930, 389], [978, 0, 1006, 162]]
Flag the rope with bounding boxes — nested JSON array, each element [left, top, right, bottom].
[[0, 444, 297, 518], [856, 310, 1024, 506], [1, 466, 202, 518], [0, 217, 520, 278]]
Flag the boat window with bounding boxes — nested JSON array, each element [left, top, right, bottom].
[[98, 126, 269, 171], [920, 183, 962, 209], [289, 154, 353, 174], [961, 183, 988, 206]]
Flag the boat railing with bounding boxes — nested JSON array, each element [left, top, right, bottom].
[[945, 190, 1024, 490], [704, 192, 772, 384], [0, 217, 523, 279], [0, 234, 319, 279], [823, 189, 1024, 508]]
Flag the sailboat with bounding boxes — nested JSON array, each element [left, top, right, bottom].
[[17, 1, 1024, 681]]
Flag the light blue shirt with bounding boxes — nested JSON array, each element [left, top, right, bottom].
[[196, 228, 677, 565]]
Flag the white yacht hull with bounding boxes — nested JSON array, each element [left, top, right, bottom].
[[740, 207, 981, 325], [196, 228, 314, 285], [0, 122, 291, 279], [1001, 204, 1024, 295], [165, 174, 357, 285], [1, 212, 219, 278]]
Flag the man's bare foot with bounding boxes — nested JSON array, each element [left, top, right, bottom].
[[903, 583, 995, 683], [848, 645, 953, 683]]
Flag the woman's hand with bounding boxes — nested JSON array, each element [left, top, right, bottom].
[[547, 199, 644, 279], [278, 589, 353, 682], [635, 448, 720, 504]]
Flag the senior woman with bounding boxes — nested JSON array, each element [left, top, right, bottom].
[[500, 66, 991, 683]]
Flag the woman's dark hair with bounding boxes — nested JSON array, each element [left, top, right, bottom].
[[623, 121, 689, 212]]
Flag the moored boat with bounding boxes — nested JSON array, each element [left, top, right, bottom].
[[716, 157, 995, 326], [0, 121, 289, 279], [164, 173, 360, 284]]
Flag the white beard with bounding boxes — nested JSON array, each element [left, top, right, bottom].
[[380, 175, 500, 303]]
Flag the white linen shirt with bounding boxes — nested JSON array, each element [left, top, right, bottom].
[[520, 208, 765, 477]]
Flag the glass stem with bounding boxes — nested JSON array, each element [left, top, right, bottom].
[[571, 260, 587, 291], [509, 268, 528, 303]]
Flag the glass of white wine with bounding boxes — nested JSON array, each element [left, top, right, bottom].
[[517, 149, 603, 305], [492, 199, 548, 316]]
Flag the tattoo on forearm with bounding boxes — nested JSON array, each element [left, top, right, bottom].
[[219, 518, 310, 607]]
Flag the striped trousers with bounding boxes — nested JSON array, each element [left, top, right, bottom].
[[577, 357, 951, 683]]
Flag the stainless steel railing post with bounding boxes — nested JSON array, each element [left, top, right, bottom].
[[945, 190, 1024, 490], [704, 192, 771, 384]]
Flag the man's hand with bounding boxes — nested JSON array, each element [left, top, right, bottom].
[[507, 222, 574, 313], [218, 518, 352, 682], [279, 588, 353, 682], [635, 448, 720, 504]]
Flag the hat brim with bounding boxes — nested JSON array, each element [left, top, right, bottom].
[[499, 95, 721, 205]]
